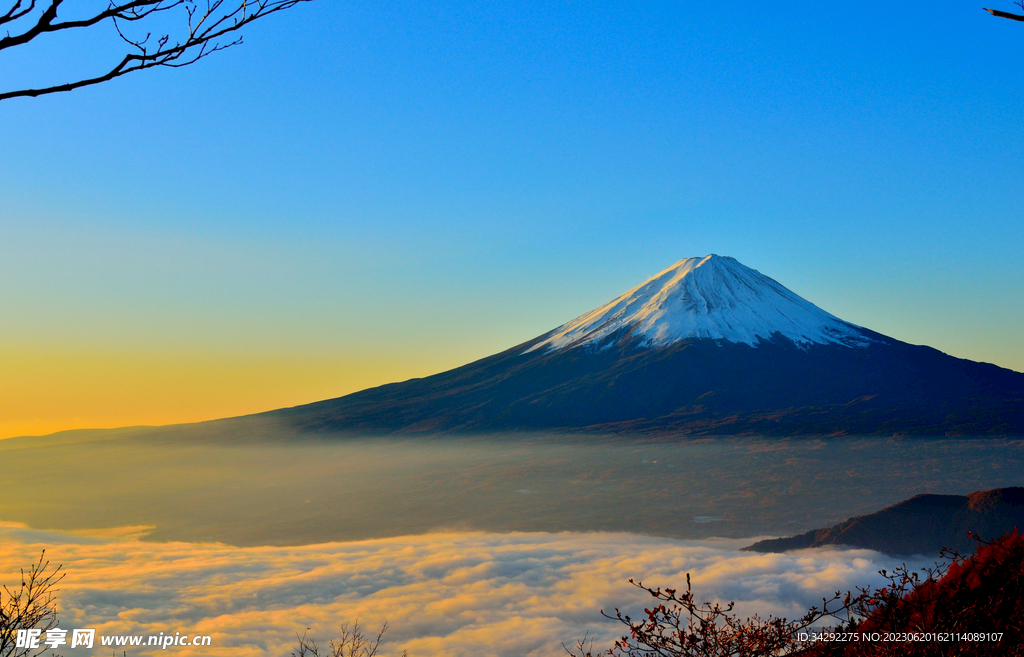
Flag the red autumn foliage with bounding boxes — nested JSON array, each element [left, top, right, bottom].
[[814, 529, 1024, 657], [569, 530, 1024, 657]]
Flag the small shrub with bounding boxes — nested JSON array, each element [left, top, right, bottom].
[[0, 551, 64, 657], [292, 620, 407, 657]]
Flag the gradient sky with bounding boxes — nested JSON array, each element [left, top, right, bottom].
[[2, 1, 1023, 438]]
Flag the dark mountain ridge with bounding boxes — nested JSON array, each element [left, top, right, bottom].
[[745, 487, 1024, 556]]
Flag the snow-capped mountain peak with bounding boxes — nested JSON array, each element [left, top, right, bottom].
[[527, 255, 872, 353]]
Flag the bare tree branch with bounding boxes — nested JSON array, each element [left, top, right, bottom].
[[292, 620, 401, 657], [984, 2, 1024, 21], [0, 550, 65, 657], [1, 0, 39, 27], [565, 573, 865, 657], [0, 0, 315, 102], [0, 0, 188, 49]]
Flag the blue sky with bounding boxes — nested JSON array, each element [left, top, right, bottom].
[[1, 0, 1022, 435]]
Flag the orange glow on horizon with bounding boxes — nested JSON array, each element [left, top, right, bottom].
[[0, 347, 454, 439]]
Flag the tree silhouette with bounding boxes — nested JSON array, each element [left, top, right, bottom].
[[0, 551, 64, 657], [0, 0, 315, 101], [292, 621, 408, 657]]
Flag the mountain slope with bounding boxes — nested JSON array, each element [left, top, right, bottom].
[[744, 487, 1024, 555], [268, 255, 1024, 436]]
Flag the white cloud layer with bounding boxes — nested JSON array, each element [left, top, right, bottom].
[[0, 523, 926, 657]]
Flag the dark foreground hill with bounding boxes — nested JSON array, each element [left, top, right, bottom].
[[266, 255, 1024, 436], [745, 487, 1024, 556]]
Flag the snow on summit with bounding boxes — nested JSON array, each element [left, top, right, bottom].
[[528, 255, 873, 353]]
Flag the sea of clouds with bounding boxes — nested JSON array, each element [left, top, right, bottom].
[[0, 523, 931, 657]]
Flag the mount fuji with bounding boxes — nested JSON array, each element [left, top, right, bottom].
[[270, 255, 1024, 436], [526, 255, 873, 352]]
